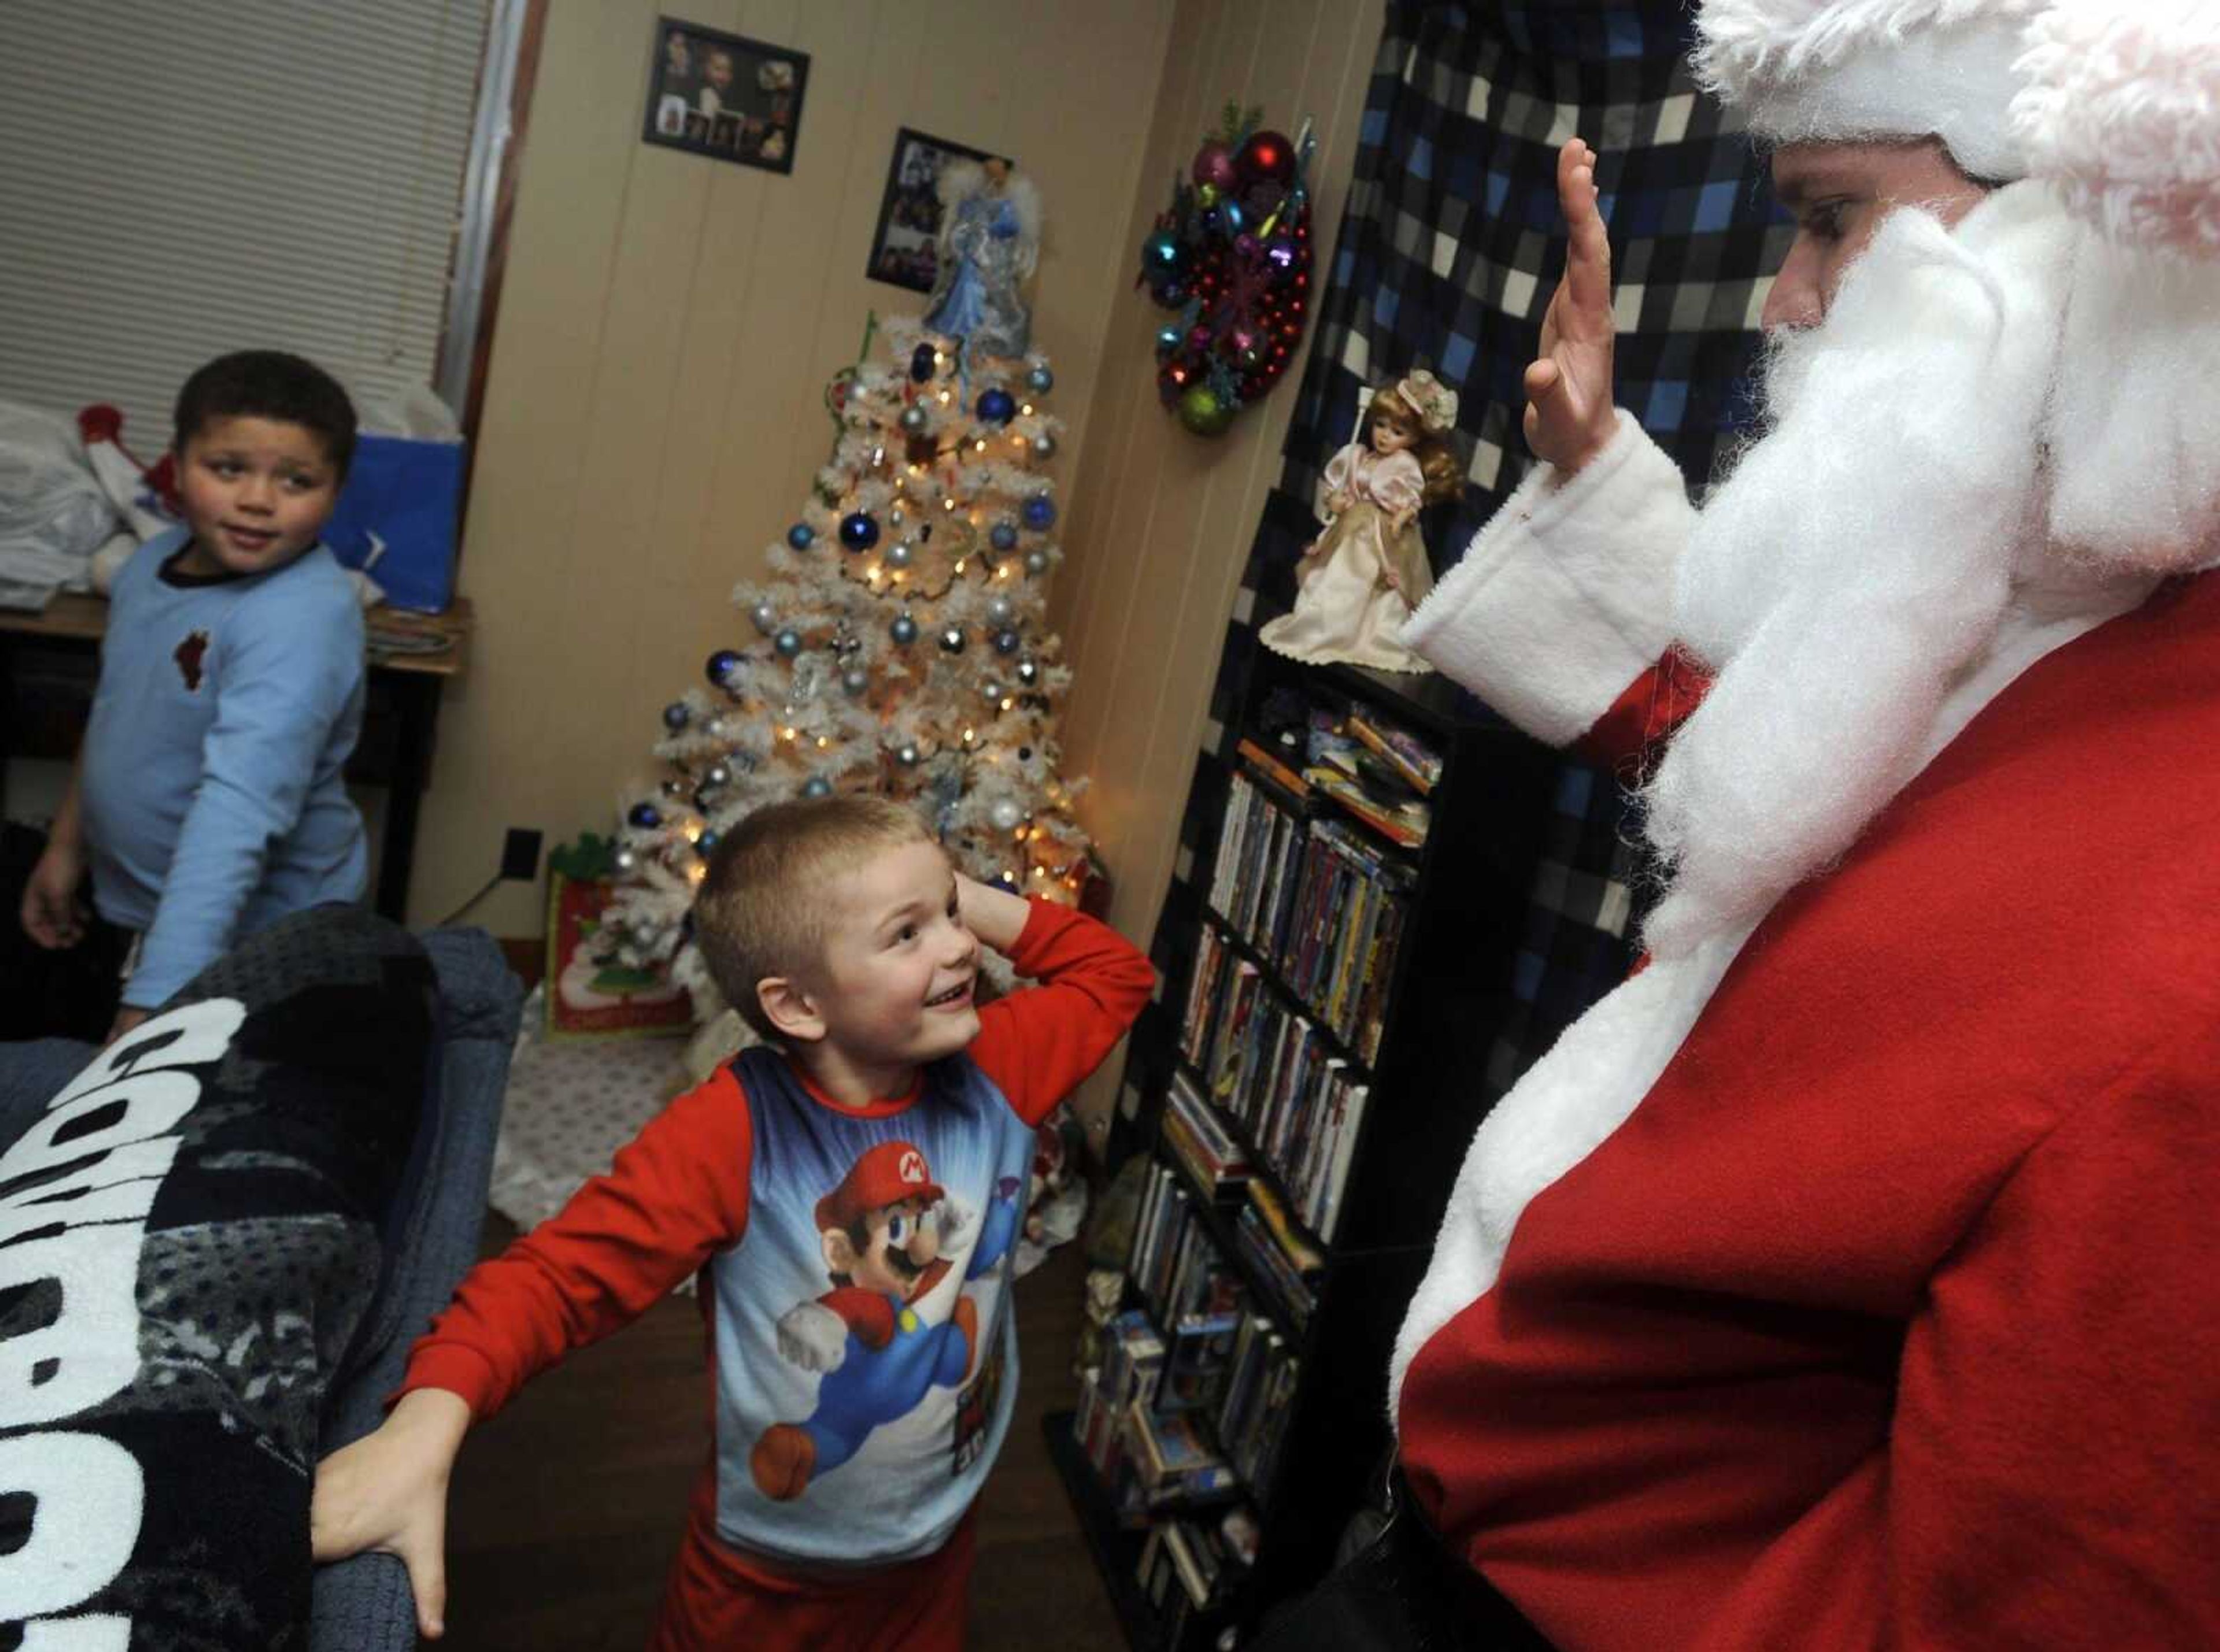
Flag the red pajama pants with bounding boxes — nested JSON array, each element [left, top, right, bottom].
[[644, 1476, 976, 1651]]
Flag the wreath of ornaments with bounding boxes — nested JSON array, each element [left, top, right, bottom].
[[1138, 106, 1316, 438]]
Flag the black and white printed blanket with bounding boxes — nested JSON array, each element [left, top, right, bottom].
[[1, 906, 433, 1649]]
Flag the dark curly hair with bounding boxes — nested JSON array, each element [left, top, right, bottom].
[[173, 350, 358, 481]]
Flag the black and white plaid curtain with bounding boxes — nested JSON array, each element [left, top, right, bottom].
[[1144, 0, 1790, 1106]]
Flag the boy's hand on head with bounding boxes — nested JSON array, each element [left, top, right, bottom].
[[310, 1387, 471, 1640], [953, 871, 1032, 954], [21, 840, 87, 949]]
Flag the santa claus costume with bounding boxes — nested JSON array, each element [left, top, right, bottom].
[[1350, 3, 2220, 1650]]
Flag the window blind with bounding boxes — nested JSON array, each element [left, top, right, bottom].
[[0, 0, 491, 445]]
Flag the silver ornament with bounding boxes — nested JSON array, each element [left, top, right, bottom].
[[896, 742, 920, 767], [939, 626, 967, 654], [750, 600, 777, 635], [1032, 432, 1057, 460], [802, 776, 833, 799], [982, 678, 1005, 705], [986, 595, 1015, 626], [842, 667, 870, 697], [887, 542, 913, 569], [1025, 549, 1049, 575], [901, 405, 928, 434], [990, 800, 1024, 831], [1016, 657, 1039, 686], [614, 847, 638, 873], [775, 628, 802, 658], [661, 778, 687, 798], [705, 762, 732, 788], [891, 612, 919, 645]]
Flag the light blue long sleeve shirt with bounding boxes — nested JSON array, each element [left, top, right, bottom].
[[81, 528, 368, 1006]]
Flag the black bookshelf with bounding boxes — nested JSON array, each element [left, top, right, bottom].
[[1050, 645, 1559, 1650]]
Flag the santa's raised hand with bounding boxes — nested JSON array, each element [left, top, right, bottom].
[[1523, 138, 1619, 476]]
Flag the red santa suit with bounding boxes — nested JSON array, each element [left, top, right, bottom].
[[1389, 389, 2220, 1650]]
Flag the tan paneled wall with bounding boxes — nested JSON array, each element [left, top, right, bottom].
[[1050, 0, 1385, 1138], [416, 0, 1176, 936], [419, 0, 1385, 1154]]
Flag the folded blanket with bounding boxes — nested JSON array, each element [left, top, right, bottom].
[[1, 905, 431, 1648]]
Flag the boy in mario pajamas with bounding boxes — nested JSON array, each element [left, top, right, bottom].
[[313, 797, 1155, 1650]]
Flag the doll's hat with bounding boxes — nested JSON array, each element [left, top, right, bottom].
[[1392, 369, 1459, 434]]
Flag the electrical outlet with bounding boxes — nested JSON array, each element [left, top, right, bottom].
[[501, 828, 542, 882]]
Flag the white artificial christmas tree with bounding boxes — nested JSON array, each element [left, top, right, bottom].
[[601, 296, 1094, 1034]]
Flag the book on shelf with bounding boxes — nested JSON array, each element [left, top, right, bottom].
[[1237, 735, 1312, 801], [1233, 1203, 1316, 1327], [1128, 1401, 1240, 1506], [1159, 1308, 1244, 1416], [1215, 1313, 1300, 1502], [1162, 1069, 1250, 1199], [1245, 1177, 1324, 1274], [1345, 707, 1443, 795], [1305, 763, 1431, 847]]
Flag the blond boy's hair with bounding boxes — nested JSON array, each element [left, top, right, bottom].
[[695, 795, 937, 1039]]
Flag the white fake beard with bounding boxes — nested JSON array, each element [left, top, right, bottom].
[[1640, 187, 2080, 959]]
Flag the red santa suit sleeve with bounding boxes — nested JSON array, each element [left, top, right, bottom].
[[966, 898, 1156, 1127], [398, 1066, 753, 1418]]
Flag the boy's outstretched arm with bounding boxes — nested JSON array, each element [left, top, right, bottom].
[[310, 1387, 472, 1639]]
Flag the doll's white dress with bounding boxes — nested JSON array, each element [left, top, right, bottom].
[[1259, 443, 1434, 673]]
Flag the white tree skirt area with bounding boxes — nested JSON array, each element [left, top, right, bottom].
[[489, 988, 694, 1235]]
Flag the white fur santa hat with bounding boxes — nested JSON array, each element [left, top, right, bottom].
[[2011, 0, 2220, 256], [1694, 1, 2220, 253]]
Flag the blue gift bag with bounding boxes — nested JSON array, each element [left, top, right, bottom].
[[323, 432, 466, 613]]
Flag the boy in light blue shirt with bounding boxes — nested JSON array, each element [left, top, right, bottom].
[[18, 350, 368, 1040]]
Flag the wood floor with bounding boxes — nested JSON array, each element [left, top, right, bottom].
[[441, 1218, 1127, 1650]]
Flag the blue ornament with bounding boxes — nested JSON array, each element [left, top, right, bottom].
[[910, 342, 938, 382], [786, 522, 815, 550], [992, 870, 1022, 892], [838, 512, 880, 553], [1142, 229, 1183, 278], [1150, 279, 1188, 311], [1022, 494, 1057, 532], [890, 612, 919, 646], [1155, 324, 1182, 358], [989, 521, 1019, 553], [1027, 365, 1054, 394], [705, 649, 744, 687], [627, 802, 663, 829], [775, 628, 802, 658], [801, 776, 834, 799], [662, 701, 690, 731], [1221, 199, 1246, 235], [697, 829, 720, 853], [993, 629, 1022, 655], [976, 388, 1017, 425]]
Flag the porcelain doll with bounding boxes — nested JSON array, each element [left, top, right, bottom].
[[1259, 369, 1462, 673]]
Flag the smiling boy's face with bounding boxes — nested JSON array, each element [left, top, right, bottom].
[[802, 839, 982, 1076], [172, 414, 340, 579]]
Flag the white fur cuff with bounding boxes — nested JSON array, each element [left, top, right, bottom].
[[1400, 416, 1694, 747]]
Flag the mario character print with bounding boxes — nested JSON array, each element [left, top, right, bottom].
[[752, 1139, 1020, 1500]]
